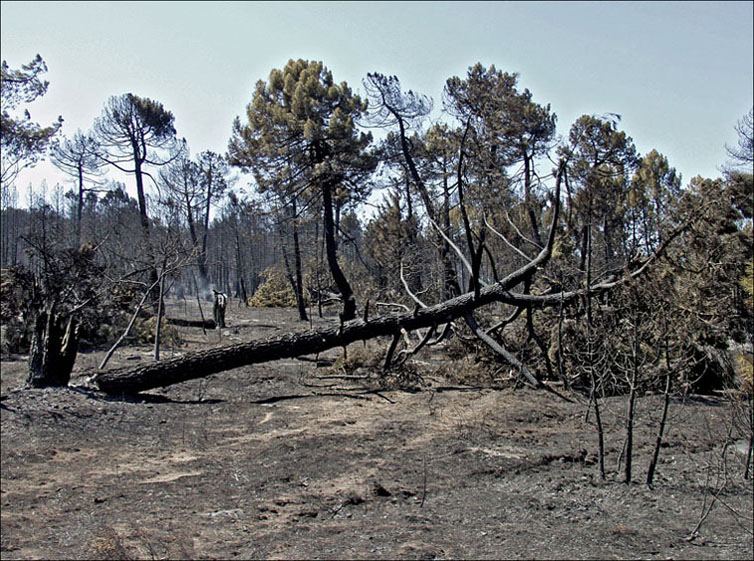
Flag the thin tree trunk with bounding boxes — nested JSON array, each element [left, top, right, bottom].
[[233, 222, 249, 308], [622, 306, 643, 484], [133, 157, 160, 308], [153, 268, 166, 361], [239, 277, 248, 307], [584, 213, 605, 478], [523, 154, 543, 247], [291, 210, 307, 320], [76, 164, 83, 247], [184, 191, 208, 287], [192, 271, 208, 335], [744, 428, 753, 481], [556, 290, 568, 388], [624, 372, 637, 483], [281, 195, 308, 321], [99, 277, 161, 370], [441, 169, 459, 299], [588, 374, 606, 480], [647, 369, 672, 487], [396, 112, 459, 299], [322, 180, 356, 320], [199, 167, 213, 286]]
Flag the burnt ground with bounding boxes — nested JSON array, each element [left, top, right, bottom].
[[1, 302, 752, 560]]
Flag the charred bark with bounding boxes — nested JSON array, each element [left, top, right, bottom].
[[28, 304, 80, 388], [322, 179, 356, 320], [92, 243, 677, 396], [93, 280, 555, 395], [94, 160, 562, 395]]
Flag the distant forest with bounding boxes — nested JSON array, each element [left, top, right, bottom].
[[1, 56, 752, 399]]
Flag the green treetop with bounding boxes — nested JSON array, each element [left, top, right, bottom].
[[229, 59, 376, 320]]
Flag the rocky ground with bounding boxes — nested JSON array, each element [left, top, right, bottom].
[[1, 302, 752, 560]]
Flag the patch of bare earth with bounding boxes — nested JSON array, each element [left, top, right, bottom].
[[2, 305, 752, 560]]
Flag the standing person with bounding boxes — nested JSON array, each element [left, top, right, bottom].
[[213, 289, 227, 329]]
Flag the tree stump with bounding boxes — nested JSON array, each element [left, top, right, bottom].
[[27, 305, 80, 388]]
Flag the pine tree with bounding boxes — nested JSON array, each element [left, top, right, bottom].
[[229, 59, 376, 320]]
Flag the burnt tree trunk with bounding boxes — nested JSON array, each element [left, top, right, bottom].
[[94, 280, 548, 395], [291, 199, 307, 321], [92, 163, 685, 397], [278, 196, 308, 321], [28, 303, 80, 388], [94, 233, 619, 396], [95, 161, 569, 395], [322, 179, 356, 321]]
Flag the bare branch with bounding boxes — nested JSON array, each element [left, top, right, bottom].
[[484, 214, 534, 261], [400, 260, 428, 308]]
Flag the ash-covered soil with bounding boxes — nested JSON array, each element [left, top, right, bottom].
[[2, 303, 752, 560]]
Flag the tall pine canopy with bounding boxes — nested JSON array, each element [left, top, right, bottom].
[[229, 59, 376, 320]]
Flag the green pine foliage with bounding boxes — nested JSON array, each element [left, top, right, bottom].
[[248, 266, 299, 308], [1, 55, 62, 187]]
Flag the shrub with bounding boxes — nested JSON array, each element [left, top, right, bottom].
[[249, 266, 299, 308], [129, 316, 181, 346]]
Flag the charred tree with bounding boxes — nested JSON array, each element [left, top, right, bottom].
[[92, 161, 691, 396], [18, 242, 103, 387], [94, 283, 549, 395], [28, 302, 80, 387]]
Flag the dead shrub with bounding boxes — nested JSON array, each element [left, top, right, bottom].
[[442, 330, 477, 360], [128, 316, 181, 346], [433, 355, 503, 387], [324, 339, 427, 391], [729, 351, 753, 477], [331, 341, 384, 375], [0, 318, 29, 355], [734, 352, 754, 397], [90, 525, 130, 560]]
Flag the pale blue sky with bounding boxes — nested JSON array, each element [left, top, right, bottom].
[[1, 1, 752, 199]]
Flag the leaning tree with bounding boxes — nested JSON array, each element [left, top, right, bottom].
[[94, 93, 180, 304], [363, 73, 463, 299]]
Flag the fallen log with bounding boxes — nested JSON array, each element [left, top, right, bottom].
[[92, 185, 566, 397], [93, 163, 566, 395], [91, 268, 633, 396], [91, 163, 687, 396], [165, 317, 216, 329], [92, 285, 526, 395]]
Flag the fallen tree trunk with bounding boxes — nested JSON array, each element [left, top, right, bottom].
[[92, 164, 688, 396], [92, 284, 528, 394], [91, 269, 635, 396], [93, 179, 565, 396], [165, 317, 216, 329]]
